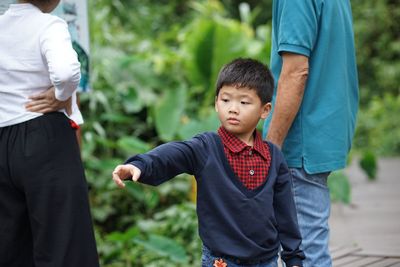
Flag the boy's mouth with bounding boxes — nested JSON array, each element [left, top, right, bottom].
[[227, 117, 240, 125]]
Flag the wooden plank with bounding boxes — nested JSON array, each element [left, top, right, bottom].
[[330, 245, 345, 253], [367, 258, 400, 267], [355, 250, 400, 258], [332, 246, 362, 260], [333, 255, 362, 266], [330, 159, 400, 258], [339, 257, 382, 267]]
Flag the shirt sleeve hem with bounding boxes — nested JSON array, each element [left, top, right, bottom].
[[278, 43, 311, 57]]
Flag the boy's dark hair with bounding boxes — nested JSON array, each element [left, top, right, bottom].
[[216, 58, 274, 104], [29, 0, 53, 3]]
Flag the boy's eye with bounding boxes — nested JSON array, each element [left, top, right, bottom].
[[241, 101, 250, 105], [221, 99, 229, 102]]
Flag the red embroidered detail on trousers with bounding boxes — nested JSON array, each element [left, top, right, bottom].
[[213, 258, 227, 267]]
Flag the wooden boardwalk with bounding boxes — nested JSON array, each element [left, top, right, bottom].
[[329, 158, 400, 266], [331, 245, 400, 266]]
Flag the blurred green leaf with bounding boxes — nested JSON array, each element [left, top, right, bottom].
[[328, 171, 351, 204], [117, 137, 152, 155], [133, 234, 189, 263], [125, 183, 160, 209], [154, 86, 187, 141], [178, 110, 220, 139], [359, 151, 378, 181], [107, 226, 140, 243], [182, 15, 266, 108]]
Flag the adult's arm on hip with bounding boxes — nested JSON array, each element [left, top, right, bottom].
[[266, 52, 309, 148]]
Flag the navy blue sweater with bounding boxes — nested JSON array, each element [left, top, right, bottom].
[[127, 132, 304, 266]]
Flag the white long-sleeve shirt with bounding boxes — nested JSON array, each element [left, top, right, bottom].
[[0, 3, 83, 127]]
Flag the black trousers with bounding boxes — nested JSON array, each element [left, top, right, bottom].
[[0, 113, 99, 267]]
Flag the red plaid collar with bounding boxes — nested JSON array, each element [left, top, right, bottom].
[[217, 126, 269, 160]]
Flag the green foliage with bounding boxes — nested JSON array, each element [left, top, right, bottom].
[[221, 0, 273, 27], [85, 1, 271, 265], [153, 86, 187, 141], [98, 203, 199, 267], [182, 14, 270, 108], [359, 151, 378, 181], [83, 0, 400, 265], [181, 1, 270, 113], [351, 0, 400, 105], [349, 0, 400, 156], [133, 235, 188, 264], [328, 171, 351, 204], [353, 94, 400, 156]]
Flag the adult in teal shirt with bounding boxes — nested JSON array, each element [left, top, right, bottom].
[[263, 0, 359, 266]]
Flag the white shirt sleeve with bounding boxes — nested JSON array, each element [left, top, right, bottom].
[[68, 91, 84, 125], [40, 18, 81, 101]]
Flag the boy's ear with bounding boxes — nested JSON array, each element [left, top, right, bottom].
[[214, 96, 219, 112], [260, 103, 272, 119]]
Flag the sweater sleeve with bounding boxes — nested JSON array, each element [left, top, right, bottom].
[[125, 134, 209, 186], [272, 147, 305, 266], [40, 17, 81, 101]]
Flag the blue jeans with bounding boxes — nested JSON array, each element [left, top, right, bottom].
[[290, 168, 332, 267], [201, 246, 278, 267]]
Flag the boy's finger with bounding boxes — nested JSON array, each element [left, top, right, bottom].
[[130, 167, 141, 181], [112, 173, 125, 188], [113, 165, 125, 176], [131, 172, 140, 181]]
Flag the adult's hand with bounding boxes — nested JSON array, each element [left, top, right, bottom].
[[26, 87, 72, 115]]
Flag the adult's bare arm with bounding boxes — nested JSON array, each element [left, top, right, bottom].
[[266, 52, 309, 148], [25, 87, 72, 115]]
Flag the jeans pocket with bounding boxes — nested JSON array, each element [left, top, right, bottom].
[[290, 167, 330, 188]]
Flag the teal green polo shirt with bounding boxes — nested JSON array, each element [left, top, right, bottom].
[[263, 0, 359, 174]]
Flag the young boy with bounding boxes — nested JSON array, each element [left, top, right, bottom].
[[0, 1, 99, 266], [112, 58, 305, 267]]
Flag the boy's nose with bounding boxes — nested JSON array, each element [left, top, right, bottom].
[[228, 104, 239, 114]]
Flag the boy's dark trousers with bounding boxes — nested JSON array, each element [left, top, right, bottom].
[[0, 113, 99, 267]]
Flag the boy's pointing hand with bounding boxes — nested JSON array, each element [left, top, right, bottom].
[[112, 164, 141, 188]]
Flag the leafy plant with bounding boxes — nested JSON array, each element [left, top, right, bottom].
[[351, 0, 400, 105], [133, 234, 189, 264], [100, 203, 199, 267], [328, 171, 351, 204], [354, 94, 400, 156], [359, 151, 378, 181], [82, 0, 400, 265]]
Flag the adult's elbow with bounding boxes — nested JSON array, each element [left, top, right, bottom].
[[52, 62, 81, 101], [53, 62, 81, 87], [297, 62, 309, 82], [296, 65, 308, 88], [281, 53, 309, 87]]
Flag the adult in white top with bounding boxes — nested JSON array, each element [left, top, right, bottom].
[[0, 1, 99, 266], [0, 0, 82, 126]]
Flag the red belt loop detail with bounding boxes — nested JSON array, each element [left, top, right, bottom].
[[69, 119, 80, 130]]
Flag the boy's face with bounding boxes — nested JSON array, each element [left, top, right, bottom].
[[215, 85, 271, 141]]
